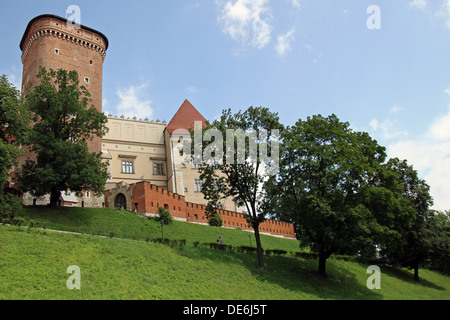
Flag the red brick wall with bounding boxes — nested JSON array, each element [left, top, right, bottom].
[[129, 182, 187, 220], [116, 182, 296, 239]]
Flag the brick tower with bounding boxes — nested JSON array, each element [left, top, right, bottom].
[[20, 14, 108, 153]]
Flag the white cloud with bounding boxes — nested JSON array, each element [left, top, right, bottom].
[[409, 0, 427, 10], [115, 84, 153, 119], [218, 0, 273, 49], [390, 105, 404, 114], [289, 0, 301, 9], [411, 0, 450, 29], [187, 85, 199, 93], [102, 97, 110, 116], [427, 107, 450, 140], [442, 0, 450, 28], [389, 139, 450, 211], [276, 28, 295, 56], [312, 53, 324, 64], [302, 44, 324, 64], [185, 1, 200, 12], [445, 88, 450, 96], [369, 118, 408, 140], [369, 119, 379, 131], [387, 106, 450, 211]]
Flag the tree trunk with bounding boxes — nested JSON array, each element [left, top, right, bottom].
[[413, 259, 420, 282], [318, 247, 331, 277], [253, 222, 265, 271], [49, 188, 60, 208], [318, 254, 327, 277]]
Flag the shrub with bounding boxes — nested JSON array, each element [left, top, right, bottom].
[[9, 217, 25, 226], [265, 249, 287, 256], [209, 214, 223, 227], [156, 207, 173, 225], [29, 220, 44, 229], [151, 238, 186, 248], [236, 246, 259, 254], [295, 252, 319, 260], [0, 193, 23, 223]]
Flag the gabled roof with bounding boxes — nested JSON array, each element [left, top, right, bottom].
[[166, 99, 207, 134]]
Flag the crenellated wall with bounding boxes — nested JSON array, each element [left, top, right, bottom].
[[105, 181, 296, 239]]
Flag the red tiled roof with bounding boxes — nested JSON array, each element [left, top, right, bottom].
[[166, 99, 207, 134]]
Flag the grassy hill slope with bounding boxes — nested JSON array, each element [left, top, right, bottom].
[[0, 206, 448, 300], [18, 206, 300, 251]]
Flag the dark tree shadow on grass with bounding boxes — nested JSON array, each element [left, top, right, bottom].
[[21, 206, 94, 231], [176, 247, 383, 300], [253, 255, 383, 300], [382, 267, 446, 291]]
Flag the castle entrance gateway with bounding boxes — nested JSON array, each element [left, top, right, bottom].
[[114, 193, 127, 210]]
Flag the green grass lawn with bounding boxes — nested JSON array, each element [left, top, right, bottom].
[[17, 206, 300, 252], [0, 206, 448, 300]]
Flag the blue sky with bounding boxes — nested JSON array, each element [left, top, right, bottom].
[[1, 0, 450, 210]]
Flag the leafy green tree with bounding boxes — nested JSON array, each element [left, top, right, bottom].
[[0, 139, 20, 191], [270, 114, 414, 276], [426, 210, 450, 274], [204, 202, 223, 227], [200, 165, 224, 227], [0, 75, 31, 219], [191, 107, 283, 271], [380, 158, 435, 281], [18, 67, 109, 208], [0, 75, 31, 144], [0, 139, 22, 222]]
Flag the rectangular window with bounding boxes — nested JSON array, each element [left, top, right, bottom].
[[192, 163, 203, 169], [153, 162, 165, 175], [122, 160, 134, 174], [194, 179, 203, 192]]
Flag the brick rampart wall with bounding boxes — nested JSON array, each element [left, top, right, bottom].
[[107, 181, 296, 239]]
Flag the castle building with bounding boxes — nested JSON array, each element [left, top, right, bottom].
[[16, 14, 296, 239], [103, 99, 244, 214], [102, 115, 168, 190]]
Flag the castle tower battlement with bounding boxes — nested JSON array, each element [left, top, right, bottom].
[[20, 14, 109, 153]]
